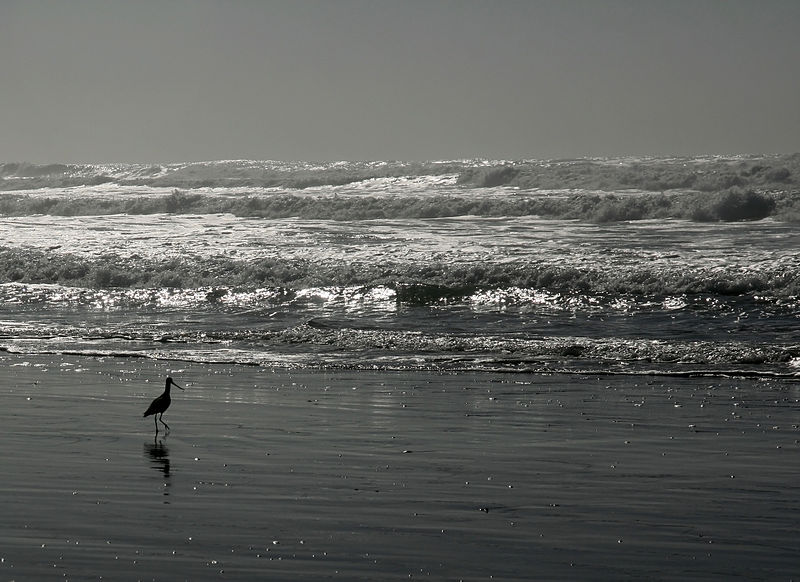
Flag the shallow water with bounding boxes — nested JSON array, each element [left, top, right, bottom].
[[2, 355, 799, 580]]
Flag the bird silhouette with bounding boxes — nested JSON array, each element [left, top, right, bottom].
[[143, 377, 184, 433]]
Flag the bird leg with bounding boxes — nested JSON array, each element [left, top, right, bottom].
[[158, 413, 171, 432], [154, 415, 159, 434]]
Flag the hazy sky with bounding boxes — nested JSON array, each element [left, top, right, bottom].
[[2, 0, 798, 162]]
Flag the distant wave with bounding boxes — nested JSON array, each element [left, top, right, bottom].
[[2, 155, 799, 222], [455, 154, 800, 192], [0, 159, 462, 191], [2, 155, 798, 192]]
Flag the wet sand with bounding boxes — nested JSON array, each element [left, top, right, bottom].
[[2, 353, 799, 580]]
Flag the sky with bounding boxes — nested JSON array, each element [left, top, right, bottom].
[[1, 0, 799, 163]]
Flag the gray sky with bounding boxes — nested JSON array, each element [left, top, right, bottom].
[[2, 0, 798, 163]]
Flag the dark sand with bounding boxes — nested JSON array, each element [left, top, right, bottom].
[[2, 353, 799, 580]]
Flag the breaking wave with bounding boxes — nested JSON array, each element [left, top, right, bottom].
[[0, 188, 794, 222], [1, 251, 798, 300]]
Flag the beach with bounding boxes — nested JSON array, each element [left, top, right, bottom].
[[2, 353, 798, 580], [4, 3, 800, 578]]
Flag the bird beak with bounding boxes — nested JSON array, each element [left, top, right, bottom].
[[174, 382, 185, 390]]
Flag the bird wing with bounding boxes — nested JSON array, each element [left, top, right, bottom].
[[143, 394, 167, 417]]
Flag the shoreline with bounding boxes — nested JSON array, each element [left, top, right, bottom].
[[2, 353, 799, 580]]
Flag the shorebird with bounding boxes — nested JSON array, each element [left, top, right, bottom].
[[143, 377, 184, 433]]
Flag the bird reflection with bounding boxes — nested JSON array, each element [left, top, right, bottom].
[[144, 438, 171, 479]]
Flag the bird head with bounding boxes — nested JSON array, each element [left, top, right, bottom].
[[166, 376, 185, 390]]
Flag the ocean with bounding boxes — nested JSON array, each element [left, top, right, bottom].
[[1, 154, 799, 378], [3, 154, 800, 580]]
